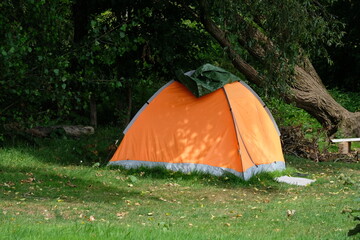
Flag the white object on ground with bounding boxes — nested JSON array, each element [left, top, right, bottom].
[[275, 176, 315, 186], [330, 138, 360, 143]]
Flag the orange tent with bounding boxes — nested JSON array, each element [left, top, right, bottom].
[[109, 80, 285, 180]]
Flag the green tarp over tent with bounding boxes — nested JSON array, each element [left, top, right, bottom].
[[176, 64, 241, 97]]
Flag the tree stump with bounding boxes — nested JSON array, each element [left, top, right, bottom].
[[338, 142, 351, 154]]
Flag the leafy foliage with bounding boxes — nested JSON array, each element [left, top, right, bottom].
[[313, 0, 360, 92], [205, 0, 344, 89], [343, 203, 360, 236], [0, 0, 73, 126], [0, 0, 218, 142]]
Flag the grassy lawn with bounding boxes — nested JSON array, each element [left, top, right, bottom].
[[0, 131, 359, 239]]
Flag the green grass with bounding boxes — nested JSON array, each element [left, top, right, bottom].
[[1, 129, 359, 239]]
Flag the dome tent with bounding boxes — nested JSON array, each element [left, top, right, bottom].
[[108, 64, 285, 180]]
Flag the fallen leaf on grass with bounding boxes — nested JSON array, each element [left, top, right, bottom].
[[21, 178, 35, 184], [286, 210, 296, 217], [116, 212, 128, 219], [3, 181, 15, 187], [341, 207, 352, 214], [89, 216, 95, 221], [66, 181, 77, 188], [231, 214, 243, 219], [115, 176, 124, 181], [159, 197, 168, 202], [165, 183, 180, 187]]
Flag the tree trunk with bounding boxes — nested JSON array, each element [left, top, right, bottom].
[[90, 95, 97, 128], [124, 86, 132, 126], [290, 60, 360, 137], [197, 2, 360, 137]]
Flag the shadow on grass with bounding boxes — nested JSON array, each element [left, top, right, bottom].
[[2, 127, 121, 167], [0, 164, 160, 204], [107, 165, 283, 192]]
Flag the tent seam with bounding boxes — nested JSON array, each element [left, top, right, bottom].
[[222, 87, 257, 169]]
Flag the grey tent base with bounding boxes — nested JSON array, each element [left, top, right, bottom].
[[108, 160, 285, 181]]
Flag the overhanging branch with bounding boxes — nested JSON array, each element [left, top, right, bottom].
[[197, 0, 264, 86]]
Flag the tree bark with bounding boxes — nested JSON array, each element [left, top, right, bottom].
[[290, 61, 360, 137], [124, 85, 132, 126], [197, 1, 360, 137]]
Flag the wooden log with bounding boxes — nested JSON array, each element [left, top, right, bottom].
[[26, 125, 94, 137]]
